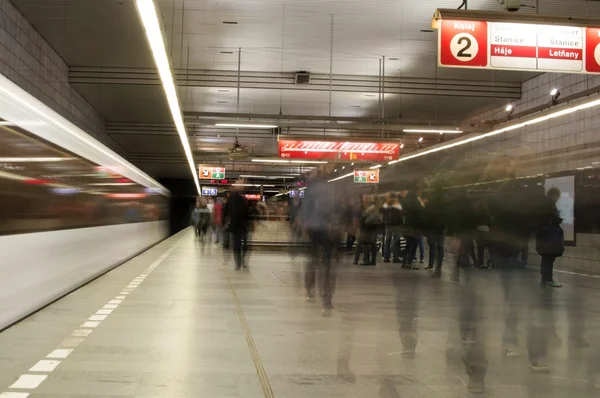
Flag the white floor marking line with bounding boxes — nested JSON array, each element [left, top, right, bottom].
[[9, 375, 47, 389], [29, 360, 61, 372], [1, 232, 187, 397], [72, 329, 92, 337], [46, 349, 73, 359]]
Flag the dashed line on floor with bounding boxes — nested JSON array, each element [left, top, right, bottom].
[[224, 268, 275, 398], [0, 235, 185, 397]]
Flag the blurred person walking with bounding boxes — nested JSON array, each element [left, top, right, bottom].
[[353, 195, 382, 266], [223, 186, 250, 270], [535, 187, 564, 287], [423, 189, 447, 277], [191, 197, 211, 242], [301, 168, 337, 315], [402, 182, 425, 270], [212, 198, 224, 243], [382, 192, 404, 264], [473, 198, 492, 269], [344, 198, 359, 254]]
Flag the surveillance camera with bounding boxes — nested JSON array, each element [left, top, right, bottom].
[[505, 0, 521, 12]]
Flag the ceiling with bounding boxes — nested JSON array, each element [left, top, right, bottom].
[[11, 0, 600, 184]]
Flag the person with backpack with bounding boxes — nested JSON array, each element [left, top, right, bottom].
[[353, 195, 382, 266], [535, 187, 564, 287], [382, 192, 404, 263], [191, 197, 211, 242]]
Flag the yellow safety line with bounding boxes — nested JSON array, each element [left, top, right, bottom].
[[225, 271, 275, 398]]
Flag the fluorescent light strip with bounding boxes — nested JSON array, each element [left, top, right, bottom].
[[215, 123, 278, 129], [403, 129, 463, 134], [0, 157, 72, 162], [251, 159, 328, 164], [369, 165, 382, 169], [390, 97, 600, 166], [328, 172, 354, 183], [135, 0, 200, 194]]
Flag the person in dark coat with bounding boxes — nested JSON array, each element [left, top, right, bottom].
[[422, 189, 447, 277], [299, 168, 337, 315], [353, 195, 382, 266], [382, 192, 404, 263], [535, 187, 564, 287], [402, 183, 425, 270], [223, 186, 250, 270]]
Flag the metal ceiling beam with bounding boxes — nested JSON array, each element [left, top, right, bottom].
[[69, 67, 522, 99]]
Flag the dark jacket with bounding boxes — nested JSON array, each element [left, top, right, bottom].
[[535, 196, 564, 257], [382, 202, 404, 226], [223, 192, 250, 230], [403, 192, 425, 236], [299, 175, 334, 233], [422, 194, 446, 235]]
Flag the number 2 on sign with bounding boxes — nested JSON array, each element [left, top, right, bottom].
[[451, 33, 478, 62]]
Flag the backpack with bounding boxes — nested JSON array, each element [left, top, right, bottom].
[[365, 210, 383, 226]]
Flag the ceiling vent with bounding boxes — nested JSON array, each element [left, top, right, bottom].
[[228, 138, 250, 160], [295, 72, 310, 85]]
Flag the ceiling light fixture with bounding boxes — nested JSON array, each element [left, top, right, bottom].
[[251, 158, 290, 163], [551, 88, 561, 104], [369, 165, 382, 169], [328, 172, 354, 183], [135, 0, 200, 194], [388, 96, 600, 166], [222, 21, 238, 25], [400, 143, 405, 149], [220, 51, 234, 54], [217, 101, 228, 104], [403, 129, 463, 134], [215, 123, 278, 128], [418, 137, 424, 142], [290, 160, 328, 164], [0, 157, 73, 162]]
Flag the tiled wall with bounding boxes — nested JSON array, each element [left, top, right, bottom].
[[0, 0, 125, 156]]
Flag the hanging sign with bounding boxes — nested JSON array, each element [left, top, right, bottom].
[[201, 186, 218, 196], [354, 169, 379, 184], [438, 18, 598, 73], [278, 140, 400, 162], [199, 165, 226, 180]]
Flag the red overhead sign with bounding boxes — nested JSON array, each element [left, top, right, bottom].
[[278, 140, 400, 162], [439, 19, 600, 73]]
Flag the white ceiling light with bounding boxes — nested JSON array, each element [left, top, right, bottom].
[[251, 158, 291, 163], [505, 104, 514, 112], [328, 172, 353, 183], [0, 157, 73, 162], [239, 175, 268, 178], [135, 0, 200, 194], [369, 165, 382, 169], [290, 160, 328, 164], [215, 123, 278, 129], [388, 96, 600, 166], [403, 129, 463, 134], [418, 137, 424, 142]]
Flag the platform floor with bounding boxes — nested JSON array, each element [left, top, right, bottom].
[[1, 228, 600, 397]]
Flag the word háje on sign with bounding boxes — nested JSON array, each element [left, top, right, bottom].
[[278, 140, 400, 162], [198, 165, 226, 180], [354, 169, 379, 184], [439, 19, 600, 74]]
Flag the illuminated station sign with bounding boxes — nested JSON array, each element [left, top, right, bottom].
[[354, 169, 380, 184], [199, 165, 226, 180], [438, 17, 600, 73], [278, 140, 400, 162]]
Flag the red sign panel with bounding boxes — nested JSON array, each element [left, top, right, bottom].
[[278, 140, 400, 162], [586, 28, 600, 72], [440, 20, 488, 67], [439, 19, 598, 73]]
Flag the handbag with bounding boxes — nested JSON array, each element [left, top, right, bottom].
[[535, 224, 565, 257]]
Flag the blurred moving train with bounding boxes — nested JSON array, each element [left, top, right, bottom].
[[0, 73, 169, 330]]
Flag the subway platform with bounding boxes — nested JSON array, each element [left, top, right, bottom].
[[0, 229, 600, 397]]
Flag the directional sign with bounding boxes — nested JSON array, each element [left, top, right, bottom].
[[278, 140, 400, 162], [201, 186, 218, 196], [439, 18, 600, 74], [354, 169, 379, 184], [199, 165, 226, 180]]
